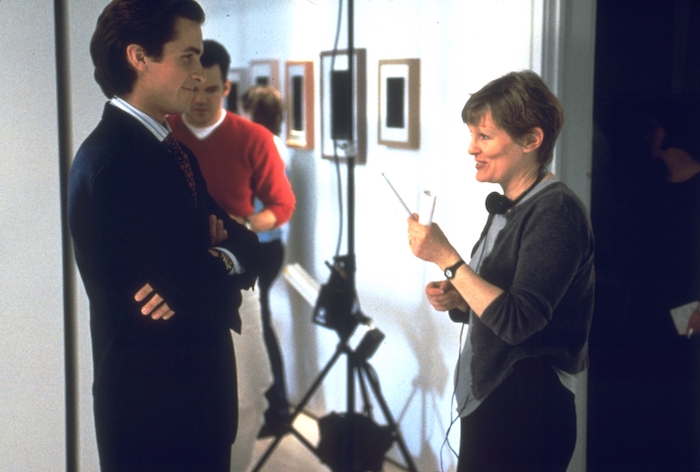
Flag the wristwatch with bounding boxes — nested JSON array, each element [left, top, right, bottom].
[[215, 249, 234, 272], [444, 259, 466, 279]]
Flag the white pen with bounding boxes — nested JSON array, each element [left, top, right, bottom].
[[381, 172, 413, 216]]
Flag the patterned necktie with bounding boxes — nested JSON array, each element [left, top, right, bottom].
[[163, 134, 198, 206]]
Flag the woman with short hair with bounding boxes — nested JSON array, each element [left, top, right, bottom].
[[407, 70, 594, 472]]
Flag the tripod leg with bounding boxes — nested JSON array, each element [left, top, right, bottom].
[[251, 342, 346, 472], [356, 359, 373, 417], [359, 360, 418, 472], [292, 344, 344, 417]]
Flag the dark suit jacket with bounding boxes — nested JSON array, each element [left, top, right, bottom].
[[68, 104, 262, 469]]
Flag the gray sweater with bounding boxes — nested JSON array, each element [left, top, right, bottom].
[[453, 180, 595, 401]]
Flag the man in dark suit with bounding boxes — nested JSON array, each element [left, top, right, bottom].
[[68, 1, 261, 470]]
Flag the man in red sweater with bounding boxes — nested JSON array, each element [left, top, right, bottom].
[[168, 43, 294, 232], [168, 40, 296, 443]]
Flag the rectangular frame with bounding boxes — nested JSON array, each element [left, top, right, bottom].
[[226, 67, 248, 114], [249, 59, 280, 90], [320, 48, 367, 164], [285, 61, 315, 149], [378, 58, 420, 149]]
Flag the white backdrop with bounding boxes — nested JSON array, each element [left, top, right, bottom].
[[0, 1, 594, 470]]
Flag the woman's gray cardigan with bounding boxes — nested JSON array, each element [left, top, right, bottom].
[[451, 181, 595, 400]]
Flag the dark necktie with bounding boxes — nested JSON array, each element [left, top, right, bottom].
[[163, 134, 198, 206]]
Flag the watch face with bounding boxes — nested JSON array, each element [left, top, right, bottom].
[[445, 260, 464, 279]]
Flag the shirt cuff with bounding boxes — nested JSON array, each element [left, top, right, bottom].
[[214, 246, 244, 275]]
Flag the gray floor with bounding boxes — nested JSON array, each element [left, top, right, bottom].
[[248, 411, 410, 472]]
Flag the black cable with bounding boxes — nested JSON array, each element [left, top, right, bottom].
[[440, 322, 466, 471], [440, 239, 487, 470], [328, 0, 363, 311], [330, 0, 345, 258]]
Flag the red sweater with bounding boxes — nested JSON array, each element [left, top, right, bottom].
[[168, 111, 295, 226]]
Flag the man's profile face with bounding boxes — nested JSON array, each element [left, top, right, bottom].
[[139, 17, 204, 121], [184, 64, 230, 127]]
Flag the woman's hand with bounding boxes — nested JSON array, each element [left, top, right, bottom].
[[426, 280, 468, 312], [409, 214, 503, 318], [407, 214, 459, 267]]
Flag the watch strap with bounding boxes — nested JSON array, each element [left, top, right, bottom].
[[444, 259, 466, 279]]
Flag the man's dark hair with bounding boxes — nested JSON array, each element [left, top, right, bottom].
[[90, 0, 205, 98], [201, 40, 231, 84]]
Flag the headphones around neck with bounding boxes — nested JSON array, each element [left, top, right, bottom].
[[485, 167, 547, 215]]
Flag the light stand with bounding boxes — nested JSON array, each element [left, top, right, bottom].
[[251, 0, 417, 470], [251, 303, 415, 471]]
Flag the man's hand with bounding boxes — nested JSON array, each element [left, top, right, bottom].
[[209, 214, 228, 246], [247, 209, 278, 233], [134, 283, 175, 320]]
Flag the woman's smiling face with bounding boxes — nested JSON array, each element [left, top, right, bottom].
[[467, 109, 533, 192]]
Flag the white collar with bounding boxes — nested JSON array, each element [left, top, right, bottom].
[[109, 97, 170, 141]]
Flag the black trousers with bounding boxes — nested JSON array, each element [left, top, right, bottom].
[[98, 439, 231, 472], [258, 239, 290, 419], [458, 357, 576, 472]]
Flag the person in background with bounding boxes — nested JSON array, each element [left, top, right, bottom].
[[239, 85, 296, 438], [68, 1, 261, 470], [590, 97, 700, 471], [407, 70, 594, 472], [167, 41, 296, 442]]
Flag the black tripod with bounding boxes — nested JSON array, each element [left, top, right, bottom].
[[251, 256, 417, 472], [252, 0, 417, 469]]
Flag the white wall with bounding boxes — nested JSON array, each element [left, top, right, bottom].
[[0, 1, 66, 470], [0, 1, 593, 471], [203, 1, 593, 471]]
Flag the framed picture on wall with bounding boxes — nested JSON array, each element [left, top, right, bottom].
[[285, 61, 315, 150], [320, 48, 367, 164], [226, 67, 248, 114], [378, 59, 420, 149], [249, 59, 280, 90]]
